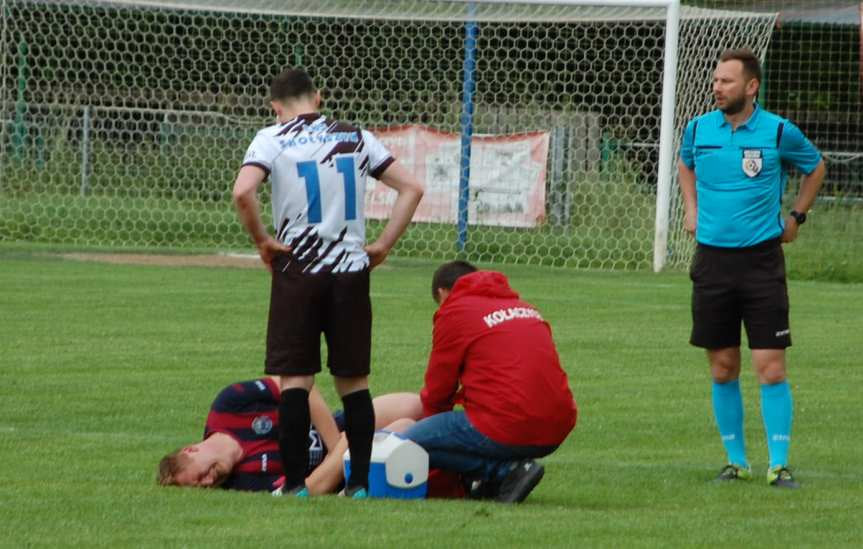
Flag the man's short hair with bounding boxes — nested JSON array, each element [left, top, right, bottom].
[[157, 448, 189, 486], [431, 260, 477, 300], [719, 48, 762, 83], [270, 68, 316, 102]]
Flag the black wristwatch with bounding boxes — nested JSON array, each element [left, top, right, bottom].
[[790, 210, 807, 225]]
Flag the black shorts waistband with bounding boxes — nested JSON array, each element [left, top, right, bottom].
[[272, 253, 369, 276], [696, 237, 781, 254]]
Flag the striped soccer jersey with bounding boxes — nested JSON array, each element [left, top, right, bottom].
[[242, 112, 395, 274], [204, 378, 325, 492]]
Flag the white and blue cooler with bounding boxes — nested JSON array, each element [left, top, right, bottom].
[[343, 431, 428, 499]]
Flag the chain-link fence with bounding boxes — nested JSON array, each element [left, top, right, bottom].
[[1, 1, 856, 279]]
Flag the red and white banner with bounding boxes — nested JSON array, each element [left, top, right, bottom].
[[365, 125, 549, 228]]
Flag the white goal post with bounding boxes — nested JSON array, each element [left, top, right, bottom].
[[401, 0, 683, 272], [446, 0, 683, 272], [0, 0, 777, 270]]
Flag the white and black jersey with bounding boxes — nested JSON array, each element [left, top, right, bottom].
[[242, 113, 394, 274]]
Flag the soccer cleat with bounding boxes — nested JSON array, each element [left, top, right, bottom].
[[715, 464, 752, 482], [342, 485, 369, 499], [495, 460, 545, 504], [467, 479, 501, 500], [767, 466, 799, 489], [272, 484, 309, 497]]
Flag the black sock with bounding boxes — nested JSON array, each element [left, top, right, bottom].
[[342, 389, 375, 490], [278, 387, 310, 490]]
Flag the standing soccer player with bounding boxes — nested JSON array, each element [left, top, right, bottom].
[[678, 49, 825, 488], [232, 69, 423, 498]]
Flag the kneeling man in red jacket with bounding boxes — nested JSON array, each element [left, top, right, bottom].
[[404, 261, 577, 503]]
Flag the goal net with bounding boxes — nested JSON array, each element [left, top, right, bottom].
[[0, 0, 776, 270]]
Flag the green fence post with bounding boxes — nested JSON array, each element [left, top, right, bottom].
[[158, 112, 171, 155], [12, 38, 28, 161], [79, 106, 91, 196], [35, 129, 44, 170], [600, 132, 617, 172]]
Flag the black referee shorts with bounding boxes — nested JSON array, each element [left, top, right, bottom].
[[264, 255, 371, 378], [689, 238, 791, 350]]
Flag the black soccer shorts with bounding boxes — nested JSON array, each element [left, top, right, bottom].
[[264, 255, 371, 378], [689, 238, 791, 350]]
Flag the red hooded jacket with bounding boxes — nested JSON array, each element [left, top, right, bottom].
[[420, 271, 577, 446]]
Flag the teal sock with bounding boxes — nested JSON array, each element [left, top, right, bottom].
[[761, 381, 793, 469], [712, 379, 748, 468]]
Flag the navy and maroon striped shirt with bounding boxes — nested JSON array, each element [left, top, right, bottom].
[[204, 378, 325, 492]]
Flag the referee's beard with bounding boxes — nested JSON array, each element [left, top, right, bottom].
[[717, 95, 747, 115]]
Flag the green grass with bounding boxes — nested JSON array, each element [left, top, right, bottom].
[[1, 250, 861, 547], [2, 186, 860, 280]]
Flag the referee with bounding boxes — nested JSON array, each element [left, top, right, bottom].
[[678, 48, 825, 488]]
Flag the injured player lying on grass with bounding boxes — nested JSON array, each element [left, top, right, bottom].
[[156, 377, 466, 497]]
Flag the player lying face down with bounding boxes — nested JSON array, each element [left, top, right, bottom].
[[157, 377, 422, 494]]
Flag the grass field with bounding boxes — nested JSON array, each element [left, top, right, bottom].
[[2, 189, 862, 280], [1, 250, 862, 548]]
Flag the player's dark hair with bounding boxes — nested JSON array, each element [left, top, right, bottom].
[[431, 260, 478, 301], [719, 48, 762, 83], [270, 68, 317, 102]]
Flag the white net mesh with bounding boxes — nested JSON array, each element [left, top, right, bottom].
[[693, 0, 863, 282], [1, 0, 776, 269]]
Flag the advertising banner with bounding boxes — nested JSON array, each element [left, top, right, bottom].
[[365, 125, 549, 228]]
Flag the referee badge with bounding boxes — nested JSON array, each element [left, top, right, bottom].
[[742, 149, 763, 177]]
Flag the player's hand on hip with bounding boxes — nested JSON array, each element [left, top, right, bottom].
[[683, 209, 697, 237], [781, 216, 800, 243], [256, 236, 291, 272], [364, 241, 390, 270]]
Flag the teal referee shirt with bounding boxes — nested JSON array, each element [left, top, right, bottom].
[[680, 104, 821, 248]]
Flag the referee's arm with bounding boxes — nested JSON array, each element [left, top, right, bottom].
[[678, 160, 697, 237], [783, 159, 826, 243]]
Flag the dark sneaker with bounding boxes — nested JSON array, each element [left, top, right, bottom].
[[715, 464, 752, 482], [495, 460, 545, 504], [466, 478, 500, 500], [767, 466, 799, 489]]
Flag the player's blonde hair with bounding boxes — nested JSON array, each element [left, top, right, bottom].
[[157, 448, 191, 486]]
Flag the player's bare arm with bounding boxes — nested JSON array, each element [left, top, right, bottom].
[[231, 165, 291, 271], [678, 160, 697, 236], [308, 386, 341, 451], [364, 161, 424, 269], [273, 434, 350, 496], [783, 159, 826, 243]]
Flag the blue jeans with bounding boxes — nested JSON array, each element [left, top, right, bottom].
[[404, 411, 558, 481]]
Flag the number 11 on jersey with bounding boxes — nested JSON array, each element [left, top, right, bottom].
[[297, 157, 357, 224]]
